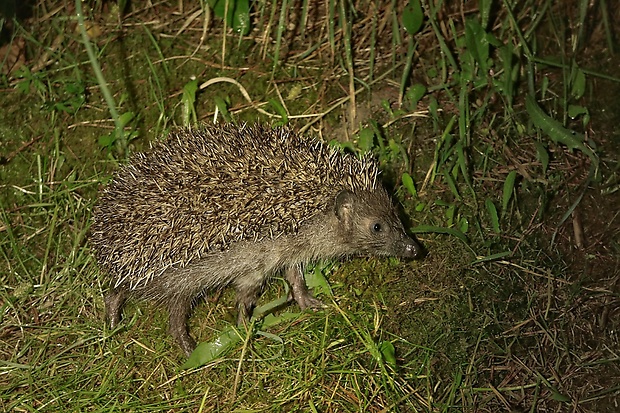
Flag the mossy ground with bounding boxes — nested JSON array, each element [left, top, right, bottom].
[[1, 1, 619, 411]]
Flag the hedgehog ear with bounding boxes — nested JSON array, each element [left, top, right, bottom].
[[334, 190, 355, 228]]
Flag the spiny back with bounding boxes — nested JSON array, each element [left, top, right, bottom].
[[90, 123, 379, 288]]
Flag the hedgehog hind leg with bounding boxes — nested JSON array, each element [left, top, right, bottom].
[[168, 296, 196, 357], [234, 280, 264, 326], [284, 265, 325, 311], [104, 288, 127, 329]]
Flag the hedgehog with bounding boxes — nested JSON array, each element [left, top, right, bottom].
[[90, 123, 422, 356]]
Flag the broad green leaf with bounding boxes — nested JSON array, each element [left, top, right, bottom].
[[381, 99, 393, 117], [98, 132, 115, 148], [252, 294, 290, 319], [405, 83, 426, 109], [465, 18, 489, 72], [358, 127, 375, 152], [378, 341, 397, 368], [571, 67, 586, 100], [208, 0, 251, 35], [182, 325, 242, 369], [402, 0, 424, 35], [213, 96, 231, 122], [459, 216, 469, 233], [183, 298, 303, 369], [118, 111, 135, 127], [260, 311, 301, 329], [306, 264, 332, 297], [402, 172, 417, 197], [567, 104, 588, 119], [525, 95, 598, 171], [479, 0, 492, 29], [235, 4, 250, 36], [16, 78, 30, 94]]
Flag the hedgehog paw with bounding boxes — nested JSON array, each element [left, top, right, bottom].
[[295, 292, 326, 311]]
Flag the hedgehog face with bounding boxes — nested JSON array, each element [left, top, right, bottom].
[[334, 189, 422, 259], [362, 216, 421, 258]]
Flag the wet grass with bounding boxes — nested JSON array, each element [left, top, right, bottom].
[[1, 0, 619, 411]]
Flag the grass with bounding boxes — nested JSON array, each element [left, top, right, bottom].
[[1, 0, 619, 411]]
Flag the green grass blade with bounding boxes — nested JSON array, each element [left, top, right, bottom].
[[534, 141, 549, 174], [181, 79, 199, 126], [471, 251, 513, 265], [425, 1, 458, 73], [443, 168, 461, 200], [410, 225, 469, 243], [75, 0, 124, 149], [456, 142, 475, 199], [485, 198, 500, 233], [502, 170, 517, 219], [272, 0, 289, 73], [328, 0, 336, 61]]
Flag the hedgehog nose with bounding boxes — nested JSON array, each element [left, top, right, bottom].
[[403, 237, 423, 259]]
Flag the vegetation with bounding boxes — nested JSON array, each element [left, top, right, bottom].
[[1, 0, 618, 411]]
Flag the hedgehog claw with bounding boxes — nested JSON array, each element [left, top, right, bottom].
[[296, 293, 326, 311]]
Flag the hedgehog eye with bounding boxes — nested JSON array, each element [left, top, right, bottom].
[[372, 222, 383, 233]]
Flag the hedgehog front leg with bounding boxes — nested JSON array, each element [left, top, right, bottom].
[[284, 265, 325, 310], [168, 296, 196, 356]]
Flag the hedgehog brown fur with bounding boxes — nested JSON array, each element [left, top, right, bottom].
[[90, 123, 421, 356]]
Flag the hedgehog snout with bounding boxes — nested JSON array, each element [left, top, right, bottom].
[[401, 234, 423, 259]]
